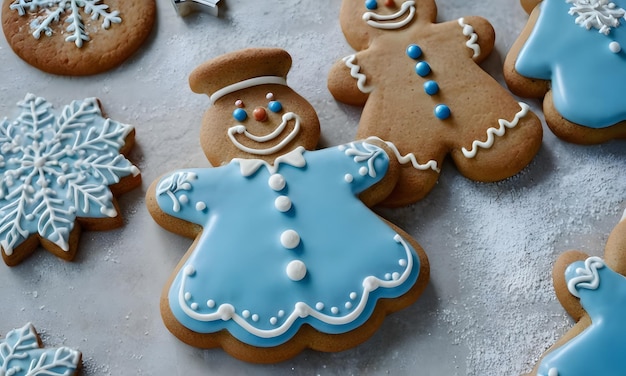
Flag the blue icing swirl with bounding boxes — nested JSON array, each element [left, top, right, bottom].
[[515, 0, 626, 128], [156, 142, 421, 347]]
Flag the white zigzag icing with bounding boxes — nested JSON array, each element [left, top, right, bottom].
[[366, 137, 440, 173], [461, 102, 530, 159], [458, 18, 480, 58], [343, 54, 374, 94]]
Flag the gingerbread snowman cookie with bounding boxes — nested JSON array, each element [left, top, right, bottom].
[[505, 0, 626, 144], [146, 48, 430, 363], [328, 0, 543, 206], [2, 0, 156, 75], [528, 210, 626, 375]]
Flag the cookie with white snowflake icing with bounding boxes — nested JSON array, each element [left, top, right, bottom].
[[327, 0, 544, 207], [146, 48, 430, 363], [526, 210, 626, 376], [1, 0, 156, 75], [505, 0, 626, 144], [0, 323, 81, 376], [0, 94, 141, 266]]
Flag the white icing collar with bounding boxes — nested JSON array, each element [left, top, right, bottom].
[[234, 146, 307, 176]]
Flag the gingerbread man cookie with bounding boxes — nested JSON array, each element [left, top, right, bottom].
[[0, 94, 141, 266], [146, 48, 429, 363], [505, 0, 626, 144], [328, 0, 543, 206], [2, 0, 156, 75], [528, 209, 626, 375]]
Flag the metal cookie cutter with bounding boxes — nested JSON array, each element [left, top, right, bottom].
[[172, 0, 220, 17]]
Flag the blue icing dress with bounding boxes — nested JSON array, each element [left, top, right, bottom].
[[155, 141, 421, 347], [515, 0, 626, 128], [537, 257, 626, 376]]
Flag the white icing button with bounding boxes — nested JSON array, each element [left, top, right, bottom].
[[184, 292, 192, 301], [268, 174, 286, 191], [207, 300, 216, 308], [316, 302, 325, 311], [280, 229, 300, 249], [195, 201, 207, 211], [184, 265, 195, 276], [344, 174, 354, 183], [385, 273, 392, 280], [345, 302, 353, 309], [392, 272, 401, 280], [359, 166, 368, 176], [331, 307, 339, 314], [350, 292, 357, 300], [610, 41, 621, 53], [286, 260, 307, 281], [242, 310, 250, 318], [399, 259, 407, 267], [252, 314, 259, 322], [275, 196, 292, 212], [179, 194, 189, 204], [278, 310, 285, 317], [190, 302, 199, 311], [270, 317, 277, 325]]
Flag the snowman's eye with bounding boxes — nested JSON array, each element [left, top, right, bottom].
[[268, 100, 282, 113], [365, 0, 377, 10], [233, 108, 247, 121]]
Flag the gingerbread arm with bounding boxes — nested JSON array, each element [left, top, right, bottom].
[[503, 6, 550, 98], [327, 54, 372, 107], [455, 16, 495, 64]]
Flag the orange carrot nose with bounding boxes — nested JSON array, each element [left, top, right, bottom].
[[253, 107, 268, 122], [385, 0, 395, 7]]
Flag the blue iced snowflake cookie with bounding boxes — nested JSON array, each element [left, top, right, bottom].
[[0, 94, 141, 266], [0, 323, 81, 376]]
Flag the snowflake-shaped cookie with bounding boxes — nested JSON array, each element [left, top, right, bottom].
[[0, 323, 80, 376], [9, 0, 121, 47], [0, 94, 140, 265]]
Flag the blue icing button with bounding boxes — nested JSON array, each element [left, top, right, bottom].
[[415, 61, 431, 77], [406, 44, 422, 59], [365, 0, 377, 10], [424, 80, 439, 95], [434, 104, 451, 120], [233, 108, 247, 122]]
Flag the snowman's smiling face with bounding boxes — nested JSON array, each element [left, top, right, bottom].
[[362, 0, 416, 29], [227, 92, 301, 156]]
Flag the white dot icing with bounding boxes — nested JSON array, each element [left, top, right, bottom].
[[331, 307, 339, 314], [179, 194, 189, 205], [270, 317, 278, 325], [191, 303, 199, 311], [252, 314, 259, 322], [274, 196, 292, 212], [344, 174, 354, 183], [399, 259, 407, 267], [359, 166, 368, 176], [242, 310, 250, 318], [184, 265, 195, 276], [350, 292, 357, 300], [195, 201, 207, 211], [280, 229, 300, 249], [316, 302, 324, 311], [184, 292, 192, 301], [345, 302, 353, 309], [268, 174, 286, 191], [286, 260, 307, 281], [610, 41, 621, 53], [207, 300, 215, 308]]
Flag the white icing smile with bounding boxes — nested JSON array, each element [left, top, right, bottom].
[[362, 1, 416, 30], [227, 112, 301, 156]]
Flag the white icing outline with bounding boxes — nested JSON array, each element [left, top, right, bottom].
[[461, 102, 530, 159], [567, 256, 606, 298], [458, 18, 480, 58], [210, 76, 287, 104], [156, 171, 198, 212], [342, 141, 386, 178], [362, 1, 416, 30], [342, 54, 374, 94], [366, 136, 441, 173], [566, 0, 626, 35], [177, 234, 413, 338], [227, 112, 301, 156]]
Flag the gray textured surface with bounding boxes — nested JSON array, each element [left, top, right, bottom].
[[0, 0, 624, 374]]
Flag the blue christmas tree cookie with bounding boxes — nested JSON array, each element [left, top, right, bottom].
[[0, 94, 141, 266], [505, 0, 626, 144], [529, 210, 626, 375], [146, 48, 429, 363]]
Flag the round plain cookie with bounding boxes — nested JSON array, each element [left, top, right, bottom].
[[1, 0, 156, 76]]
